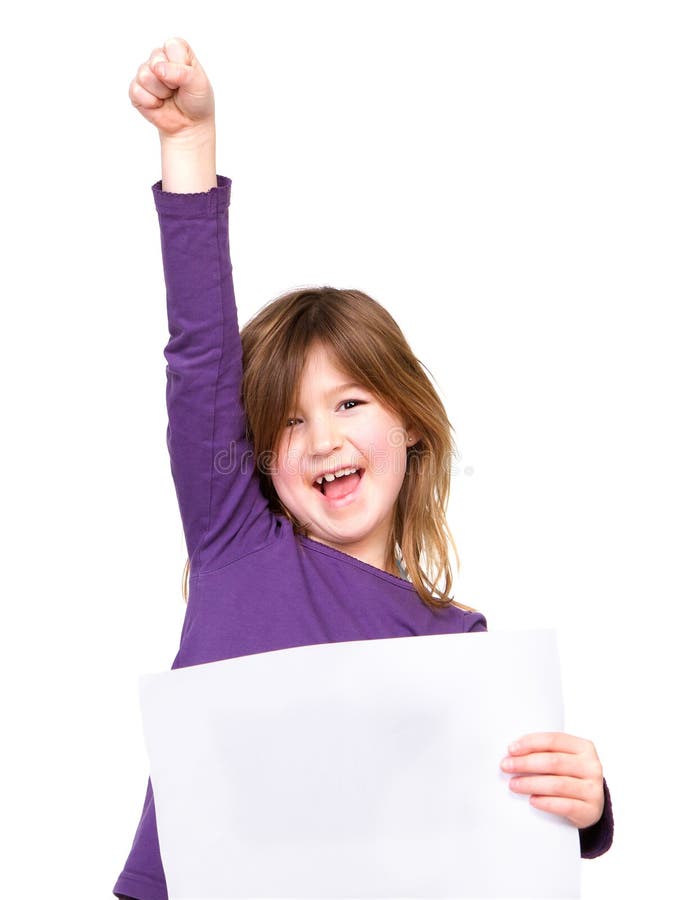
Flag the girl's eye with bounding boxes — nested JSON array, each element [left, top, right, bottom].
[[340, 399, 364, 411], [285, 400, 365, 426]]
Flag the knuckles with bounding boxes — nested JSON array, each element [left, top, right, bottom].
[[548, 753, 567, 773], [581, 778, 599, 801], [587, 758, 603, 780], [559, 797, 576, 818]]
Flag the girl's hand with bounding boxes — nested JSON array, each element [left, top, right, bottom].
[[128, 37, 215, 140], [500, 732, 605, 829]]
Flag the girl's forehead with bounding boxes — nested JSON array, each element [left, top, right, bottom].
[[298, 344, 354, 385], [302, 342, 345, 372]]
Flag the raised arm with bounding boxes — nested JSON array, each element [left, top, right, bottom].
[[129, 38, 275, 575]]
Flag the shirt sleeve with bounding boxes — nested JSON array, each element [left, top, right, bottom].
[[467, 611, 488, 632], [579, 776, 614, 858], [152, 175, 275, 576], [112, 778, 167, 900], [114, 176, 279, 900]]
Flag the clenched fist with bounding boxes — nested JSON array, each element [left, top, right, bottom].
[[129, 37, 215, 139]]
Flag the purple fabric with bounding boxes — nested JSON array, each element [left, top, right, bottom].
[[113, 176, 613, 900]]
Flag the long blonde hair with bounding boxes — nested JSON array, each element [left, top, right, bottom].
[[182, 286, 475, 613]]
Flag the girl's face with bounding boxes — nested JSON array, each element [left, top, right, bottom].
[[271, 343, 417, 572]]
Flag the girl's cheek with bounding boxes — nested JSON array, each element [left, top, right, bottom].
[[275, 439, 301, 475]]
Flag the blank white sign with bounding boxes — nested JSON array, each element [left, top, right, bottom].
[[139, 629, 580, 899]]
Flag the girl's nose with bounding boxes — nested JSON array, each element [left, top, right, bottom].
[[308, 417, 342, 456]]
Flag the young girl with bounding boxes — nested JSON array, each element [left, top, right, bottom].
[[114, 37, 613, 900]]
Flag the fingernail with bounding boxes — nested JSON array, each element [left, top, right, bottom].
[[155, 62, 167, 78], [508, 741, 520, 753]]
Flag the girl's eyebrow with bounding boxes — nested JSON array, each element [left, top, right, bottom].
[[325, 381, 366, 397]]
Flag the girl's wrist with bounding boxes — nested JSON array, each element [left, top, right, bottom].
[[160, 124, 217, 194], [160, 122, 216, 149]]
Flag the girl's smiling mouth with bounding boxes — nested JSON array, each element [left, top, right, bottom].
[[312, 468, 364, 502]]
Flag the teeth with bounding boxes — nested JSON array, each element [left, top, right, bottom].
[[315, 467, 359, 485]]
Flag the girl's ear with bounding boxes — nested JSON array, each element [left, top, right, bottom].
[[405, 427, 420, 447]]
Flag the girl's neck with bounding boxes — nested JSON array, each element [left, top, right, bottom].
[[303, 531, 397, 578]]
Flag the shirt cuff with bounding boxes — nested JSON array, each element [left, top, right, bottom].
[[579, 777, 614, 858], [151, 174, 231, 216]]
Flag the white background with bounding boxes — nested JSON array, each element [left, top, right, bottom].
[[2, 1, 684, 898]]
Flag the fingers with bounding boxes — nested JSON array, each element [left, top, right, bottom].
[[162, 36, 195, 65], [130, 60, 174, 109], [503, 733, 602, 778], [129, 46, 171, 111], [151, 59, 195, 90], [151, 37, 201, 90], [129, 79, 162, 111], [129, 36, 214, 136], [128, 37, 195, 110], [508, 774, 598, 802], [143, 52, 174, 97], [501, 731, 605, 830], [527, 795, 593, 828], [507, 732, 594, 756], [501, 750, 593, 777]]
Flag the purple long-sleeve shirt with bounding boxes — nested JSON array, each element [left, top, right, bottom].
[[113, 177, 614, 900]]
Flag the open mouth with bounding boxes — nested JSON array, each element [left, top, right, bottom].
[[312, 467, 364, 498]]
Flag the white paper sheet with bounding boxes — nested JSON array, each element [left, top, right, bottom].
[[139, 629, 580, 899]]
